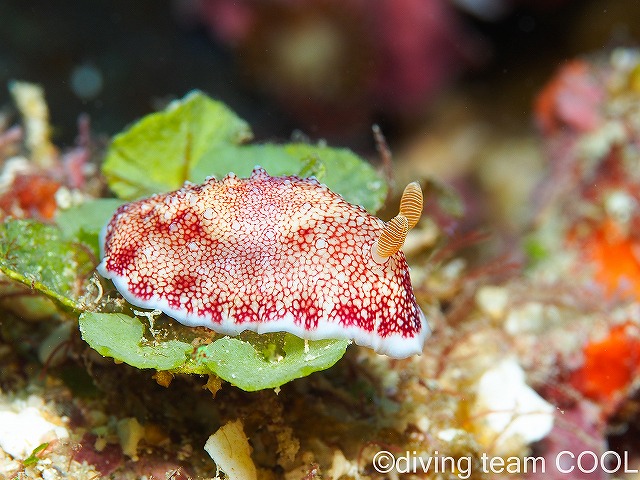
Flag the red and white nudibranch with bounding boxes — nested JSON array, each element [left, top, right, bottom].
[[97, 167, 429, 358]]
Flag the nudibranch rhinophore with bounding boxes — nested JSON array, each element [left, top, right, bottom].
[[97, 167, 429, 358]]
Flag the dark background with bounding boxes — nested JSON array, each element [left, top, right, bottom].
[[0, 1, 639, 151]]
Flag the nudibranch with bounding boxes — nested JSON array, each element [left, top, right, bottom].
[[97, 167, 429, 358]]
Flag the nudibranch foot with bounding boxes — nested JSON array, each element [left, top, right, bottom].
[[98, 166, 429, 359]]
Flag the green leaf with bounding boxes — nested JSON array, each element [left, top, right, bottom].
[[23, 442, 49, 467], [192, 143, 386, 213], [79, 312, 350, 391], [0, 219, 94, 312], [102, 91, 387, 213], [198, 334, 349, 392], [297, 153, 326, 181], [102, 90, 252, 200], [79, 312, 194, 370], [56, 198, 125, 256]]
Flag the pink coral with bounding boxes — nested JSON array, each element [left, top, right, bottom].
[[184, 0, 484, 123]]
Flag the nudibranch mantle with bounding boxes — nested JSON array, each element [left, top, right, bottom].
[[98, 167, 429, 358]]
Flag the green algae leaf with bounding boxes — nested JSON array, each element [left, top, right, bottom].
[[192, 143, 386, 213], [79, 312, 349, 391], [198, 334, 350, 391], [101, 90, 386, 213], [23, 442, 49, 467], [79, 312, 194, 370], [56, 198, 125, 256], [0, 219, 94, 311], [102, 90, 252, 200], [297, 153, 327, 181]]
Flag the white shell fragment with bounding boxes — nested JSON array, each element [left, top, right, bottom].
[[471, 358, 554, 455], [204, 419, 257, 480]]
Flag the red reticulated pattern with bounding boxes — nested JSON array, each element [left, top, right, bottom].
[[98, 167, 426, 356]]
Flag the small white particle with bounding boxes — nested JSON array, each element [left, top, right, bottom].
[[315, 238, 327, 249]]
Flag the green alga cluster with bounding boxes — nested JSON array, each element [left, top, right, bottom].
[[0, 91, 387, 391]]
